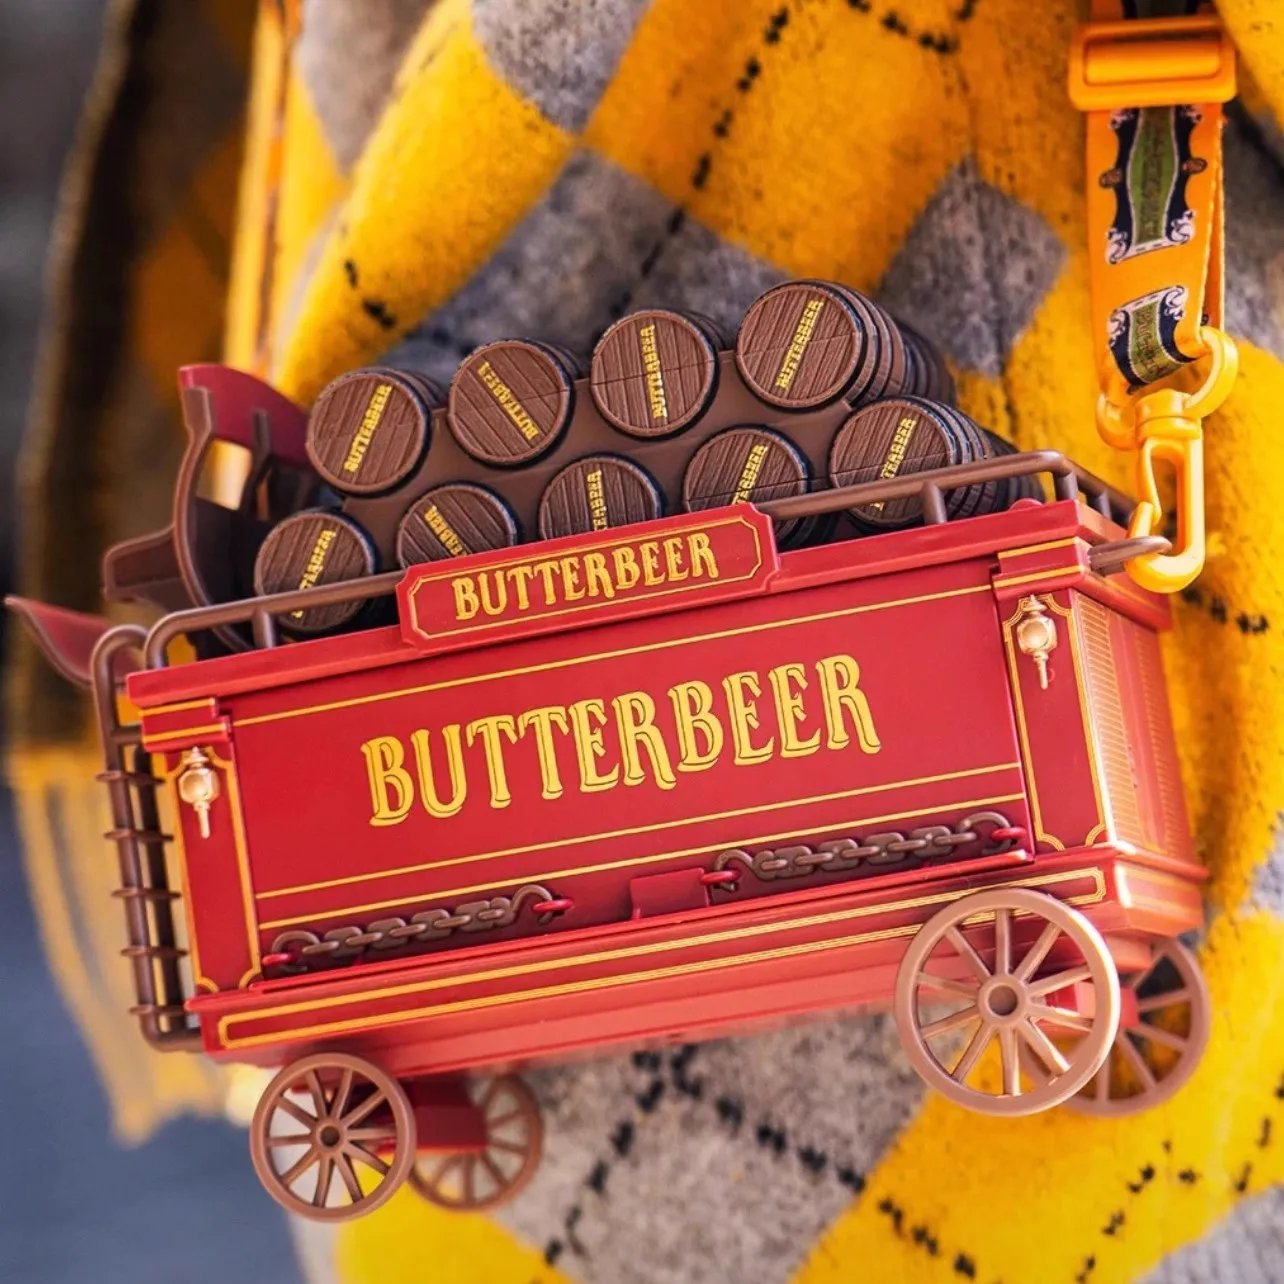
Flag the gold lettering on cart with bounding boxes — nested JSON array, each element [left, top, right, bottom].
[[477, 360, 541, 441], [342, 383, 393, 473], [638, 322, 669, 422], [449, 532, 721, 622], [423, 505, 467, 556], [869, 414, 918, 514], [775, 297, 825, 390], [291, 528, 336, 619], [360, 653, 881, 825]]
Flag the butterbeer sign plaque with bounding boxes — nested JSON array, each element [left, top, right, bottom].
[[397, 505, 778, 654]]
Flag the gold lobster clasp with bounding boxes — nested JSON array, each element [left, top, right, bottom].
[[1094, 328, 1237, 595]]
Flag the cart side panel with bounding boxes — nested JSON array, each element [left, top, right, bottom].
[[162, 743, 261, 991], [999, 590, 1108, 852], [1073, 594, 1195, 865], [224, 556, 1032, 969]]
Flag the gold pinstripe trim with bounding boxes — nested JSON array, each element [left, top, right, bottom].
[[257, 761, 1023, 902], [231, 583, 994, 728], [217, 865, 1108, 1048]]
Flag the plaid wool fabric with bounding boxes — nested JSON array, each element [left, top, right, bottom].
[[9, 1, 1284, 1280]]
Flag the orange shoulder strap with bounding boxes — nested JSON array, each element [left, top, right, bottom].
[[1069, 0, 1239, 593]]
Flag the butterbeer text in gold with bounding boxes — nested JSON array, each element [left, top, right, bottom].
[[290, 528, 336, 619], [775, 298, 825, 390], [733, 443, 769, 503], [361, 652, 881, 824], [342, 383, 393, 473], [585, 468, 609, 530], [424, 504, 466, 556], [638, 323, 669, 422], [869, 414, 918, 514], [477, 360, 540, 441], [450, 532, 719, 621]]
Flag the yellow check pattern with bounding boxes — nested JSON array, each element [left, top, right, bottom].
[[9, 0, 1284, 1280]]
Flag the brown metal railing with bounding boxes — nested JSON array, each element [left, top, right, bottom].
[[140, 449, 1162, 668]]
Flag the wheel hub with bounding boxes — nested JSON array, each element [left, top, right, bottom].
[[978, 976, 1024, 1021]]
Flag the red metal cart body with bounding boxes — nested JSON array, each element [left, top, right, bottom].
[[14, 445, 1210, 1220]]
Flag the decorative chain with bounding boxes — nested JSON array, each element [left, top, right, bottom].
[[709, 811, 1023, 887], [264, 883, 573, 972]]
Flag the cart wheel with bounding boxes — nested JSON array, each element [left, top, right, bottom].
[[894, 888, 1121, 1117], [250, 1052, 416, 1222], [1066, 939, 1210, 1116], [408, 1075, 543, 1211]]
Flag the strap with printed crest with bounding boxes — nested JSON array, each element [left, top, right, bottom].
[[1079, 0, 1230, 396]]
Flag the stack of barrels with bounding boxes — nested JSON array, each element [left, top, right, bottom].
[[254, 279, 1040, 635]]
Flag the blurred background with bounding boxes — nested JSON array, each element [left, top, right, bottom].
[[0, 3, 304, 1279]]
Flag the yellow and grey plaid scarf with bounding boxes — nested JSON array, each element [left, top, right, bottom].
[[10, 1, 1284, 1280]]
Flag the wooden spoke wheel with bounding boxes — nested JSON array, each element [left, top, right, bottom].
[[408, 1076, 543, 1212], [894, 888, 1121, 1117], [1066, 939, 1210, 1116], [250, 1053, 416, 1222]]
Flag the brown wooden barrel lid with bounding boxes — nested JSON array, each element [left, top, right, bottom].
[[683, 425, 810, 545], [828, 398, 965, 530], [590, 309, 719, 438], [396, 483, 519, 567], [448, 339, 574, 466], [253, 510, 378, 635], [538, 455, 664, 539], [306, 370, 432, 497], [735, 282, 866, 410]]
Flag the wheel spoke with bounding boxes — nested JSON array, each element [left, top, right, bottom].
[[951, 1021, 995, 1083], [481, 1152, 509, 1193], [424, 1153, 465, 1195], [921, 1006, 980, 1040], [1118, 1032, 1158, 1090], [484, 1110, 528, 1131], [342, 1090, 387, 1130], [1133, 1022, 1189, 1052], [304, 1070, 328, 1119], [347, 1144, 390, 1176], [1028, 1000, 1095, 1032], [330, 1068, 354, 1121], [999, 1027, 1021, 1096], [337, 1152, 364, 1203], [1018, 1040, 1050, 1087], [1026, 964, 1093, 998], [489, 1138, 531, 1157], [475, 1079, 503, 1114], [994, 908, 1012, 975], [1137, 987, 1192, 1014], [312, 1156, 335, 1208], [915, 971, 979, 999], [265, 1133, 313, 1148], [461, 1156, 477, 1207], [1019, 1017, 1071, 1075], [945, 925, 991, 981], [1095, 1057, 1112, 1101], [1014, 922, 1061, 982], [277, 1097, 318, 1128], [279, 1148, 321, 1189]]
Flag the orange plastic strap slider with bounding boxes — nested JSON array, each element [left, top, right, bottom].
[[1095, 328, 1237, 594], [1068, 14, 1236, 111]]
